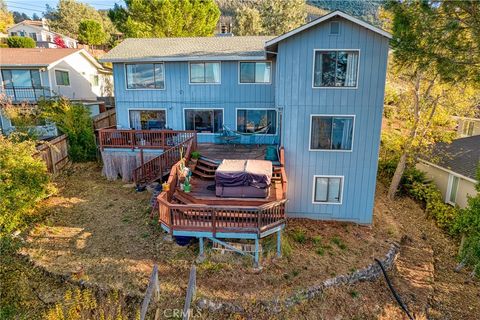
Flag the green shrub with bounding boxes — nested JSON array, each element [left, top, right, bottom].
[[39, 98, 97, 162], [6, 36, 35, 48], [290, 228, 307, 244], [0, 136, 51, 235], [191, 151, 201, 159], [452, 166, 480, 277]]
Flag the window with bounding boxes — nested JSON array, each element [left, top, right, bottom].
[[1, 69, 42, 88], [190, 62, 220, 83], [185, 109, 223, 133], [330, 21, 340, 35], [447, 174, 460, 205], [237, 109, 277, 134], [462, 121, 475, 137], [91, 75, 99, 86], [129, 110, 166, 130], [313, 176, 343, 204], [313, 50, 359, 87], [239, 62, 271, 83], [29, 33, 37, 41], [310, 115, 354, 150], [55, 70, 70, 86], [126, 63, 164, 89], [10, 32, 17, 36], [46, 35, 52, 42]]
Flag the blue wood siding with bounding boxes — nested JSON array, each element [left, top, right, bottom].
[[276, 18, 389, 223], [113, 61, 277, 144]]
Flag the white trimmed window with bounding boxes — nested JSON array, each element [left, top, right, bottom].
[[126, 63, 164, 89], [313, 50, 359, 87], [310, 115, 354, 151], [184, 109, 223, 133], [55, 70, 70, 86], [236, 109, 277, 134], [313, 176, 343, 204], [447, 174, 460, 205], [239, 62, 271, 83], [190, 62, 220, 83]]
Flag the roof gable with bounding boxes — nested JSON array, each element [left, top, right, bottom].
[[265, 10, 391, 48]]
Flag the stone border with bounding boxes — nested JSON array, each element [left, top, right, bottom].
[[197, 242, 400, 314]]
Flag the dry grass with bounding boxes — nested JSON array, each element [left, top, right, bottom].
[[20, 163, 480, 319]]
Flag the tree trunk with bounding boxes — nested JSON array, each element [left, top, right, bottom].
[[388, 152, 408, 200]]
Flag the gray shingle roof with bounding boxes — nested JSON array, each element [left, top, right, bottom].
[[422, 136, 480, 180], [100, 36, 274, 62]]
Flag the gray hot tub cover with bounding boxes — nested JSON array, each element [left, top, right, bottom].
[[215, 159, 272, 189]]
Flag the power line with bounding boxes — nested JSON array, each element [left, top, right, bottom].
[[6, 1, 48, 10], [5, 4, 45, 13]]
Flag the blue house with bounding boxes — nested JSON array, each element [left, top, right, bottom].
[[99, 11, 390, 265]]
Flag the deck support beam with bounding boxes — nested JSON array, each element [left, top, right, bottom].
[[196, 237, 205, 263], [277, 229, 282, 258], [254, 238, 260, 269]]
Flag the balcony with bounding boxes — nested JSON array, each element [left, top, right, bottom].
[[1, 86, 52, 103]]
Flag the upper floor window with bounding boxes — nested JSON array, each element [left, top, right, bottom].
[[237, 109, 277, 134], [239, 62, 271, 84], [126, 63, 164, 89], [1, 69, 42, 88], [55, 70, 70, 86], [190, 62, 220, 84], [313, 50, 359, 88], [310, 115, 354, 151]]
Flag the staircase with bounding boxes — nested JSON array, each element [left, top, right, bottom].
[[192, 158, 218, 180]]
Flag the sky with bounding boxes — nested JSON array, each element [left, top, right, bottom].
[[5, 0, 117, 17]]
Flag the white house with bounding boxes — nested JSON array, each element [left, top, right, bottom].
[[7, 19, 78, 49], [417, 136, 479, 208], [0, 48, 113, 135]]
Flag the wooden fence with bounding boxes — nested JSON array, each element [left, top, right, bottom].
[[34, 134, 69, 174], [93, 109, 116, 130]]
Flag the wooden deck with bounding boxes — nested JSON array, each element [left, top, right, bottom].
[[187, 177, 282, 204], [197, 143, 270, 161]]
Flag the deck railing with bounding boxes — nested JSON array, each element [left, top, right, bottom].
[[279, 146, 288, 198], [132, 134, 196, 185], [1, 86, 52, 102], [98, 129, 197, 150], [156, 145, 287, 235], [158, 195, 286, 236]]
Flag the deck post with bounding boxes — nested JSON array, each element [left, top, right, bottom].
[[254, 238, 260, 269], [196, 237, 205, 263], [277, 230, 282, 258]]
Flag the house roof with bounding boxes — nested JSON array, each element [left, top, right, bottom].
[[421, 136, 480, 181], [265, 10, 392, 49], [99, 36, 273, 63], [0, 48, 105, 71]]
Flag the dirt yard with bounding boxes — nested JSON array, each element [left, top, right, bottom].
[[20, 163, 480, 319]]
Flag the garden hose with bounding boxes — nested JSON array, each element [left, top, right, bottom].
[[375, 258, 415, 320]]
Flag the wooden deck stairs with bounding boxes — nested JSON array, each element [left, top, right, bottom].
[[192, 158, 218, 180]]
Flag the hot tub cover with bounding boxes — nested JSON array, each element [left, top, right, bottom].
[[215, 159, 272, 189]]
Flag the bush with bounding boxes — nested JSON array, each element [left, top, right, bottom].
[[39, 98, 97, 162], [0, 136, 51, 235], [44, 288, 139, 320], [452, 167, 480, 276], [6, 36, 35, 48]]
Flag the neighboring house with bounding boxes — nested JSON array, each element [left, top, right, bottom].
[[7, 19, 78, 49], [0, 48, 112, 135], [100, 10, 390, 224], [417, 136, 479, 208]]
